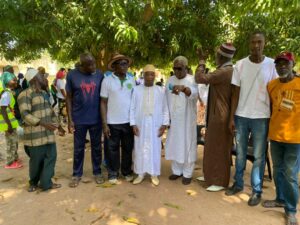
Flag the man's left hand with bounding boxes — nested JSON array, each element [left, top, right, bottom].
[[58, 125, 66, 136], [158, 125, 167, 137], [172, 85, 185, 95]]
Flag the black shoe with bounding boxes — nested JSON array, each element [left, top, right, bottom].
[[169, 174, 182, 180], [225, 184, 243, 196], [248, 193, 261, 206], [182, 177, 192, 185]]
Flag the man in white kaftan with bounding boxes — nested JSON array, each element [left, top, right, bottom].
[[130, 65, 169, 186], [165, 56, 198, 185]]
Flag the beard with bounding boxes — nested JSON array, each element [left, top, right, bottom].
[[278, 73, 289, 78]]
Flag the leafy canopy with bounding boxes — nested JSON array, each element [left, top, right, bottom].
[[0, 0, 299, 69]]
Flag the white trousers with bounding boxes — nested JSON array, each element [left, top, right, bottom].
[[171, 161, 195, 178]]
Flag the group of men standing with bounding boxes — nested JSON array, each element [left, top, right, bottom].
[[65, 53, 199, 187], [195, 32, 300, 225], [1, 31, 299, 225]]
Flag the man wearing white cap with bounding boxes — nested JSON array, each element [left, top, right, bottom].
[[195, 43, 236, 192], [165, 56, 198, 185], [18, 68, 64, 192], [130, 65, 169, 186]]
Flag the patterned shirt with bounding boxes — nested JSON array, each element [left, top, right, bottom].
[[18, 87, 58, 146]]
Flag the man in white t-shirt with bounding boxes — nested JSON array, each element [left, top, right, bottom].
[[100, 54, 136, 184], [225, 32, 277, 207]]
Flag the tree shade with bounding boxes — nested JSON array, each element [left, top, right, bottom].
[[0, 0, 299, 70]]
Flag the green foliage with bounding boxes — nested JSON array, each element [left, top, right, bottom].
[[0, 0, 299, 70]]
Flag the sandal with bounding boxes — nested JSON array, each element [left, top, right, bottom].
[[262, 200, 285, 208], [69, 177, 81, 188], [286, 214, 299, 225], [28, 185, 37, 192], [50, 183, 62, 189]]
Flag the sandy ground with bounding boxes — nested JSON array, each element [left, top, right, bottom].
[[0, 132, 298, 225]]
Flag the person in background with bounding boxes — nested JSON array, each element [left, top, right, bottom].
[[55, 68, 67, 123], [17, 73, 28, 90], [0, 72, 22, 169]]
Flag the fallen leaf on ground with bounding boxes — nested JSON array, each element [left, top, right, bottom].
[[164, 202, 181, 210], [1, 177, 13, 182], [128, 192, 137, 198], [123, 216, 140, 224], [86, 207, 99, 213], [186, 190, 197, 196], [65, 208, 75, 215], [117, 200, 124, 206], [97, 183, 115, 188]]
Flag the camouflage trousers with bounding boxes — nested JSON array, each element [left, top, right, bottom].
[[0, 132, 5, 161], [5, 129, 19, 165]]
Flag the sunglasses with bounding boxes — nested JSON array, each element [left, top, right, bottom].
[[173, 67, 184, 71], [114, 62, 129, 67]]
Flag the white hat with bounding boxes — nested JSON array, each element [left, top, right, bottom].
[[173, 56, 188, 66], [143, 64, 156, 73], [25, 68, 39, 82]]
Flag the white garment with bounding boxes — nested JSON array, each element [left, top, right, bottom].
[[0, 91, 10, 106], [198, 84, 209, 106], [18, 78, 24, 87], [130, 85, 169, 176], [56, 79, 66, 99], [100, 73, 136, 124], [171, 161, 195, 178], [165, 75, 198, 164], [231, 56, 277, 118], [142, 86, 154, 115]]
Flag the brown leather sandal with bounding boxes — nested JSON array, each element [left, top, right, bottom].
[[69, 177, 81, 188]]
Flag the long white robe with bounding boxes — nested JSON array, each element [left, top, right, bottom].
[[165, 75, 198, 164], [130, 85, 169, 176]]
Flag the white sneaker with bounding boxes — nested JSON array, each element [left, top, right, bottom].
[[125, 175, 134, 182], [108, 178, 118, 184], [196, 176, 205, 182], [151, 176, 159, 186], [133, 175, 144, 185], [206, 185, 224, 192]]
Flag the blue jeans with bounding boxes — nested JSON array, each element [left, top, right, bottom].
[[73, 124, 102, 177], [233, 116, 269, 194], [271, 141, 300, 214]]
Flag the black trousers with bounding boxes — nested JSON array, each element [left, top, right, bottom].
[[107, 123, 134, 179], [73, 124, 102, 177]]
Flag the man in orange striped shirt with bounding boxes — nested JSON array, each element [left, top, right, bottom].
[[263, 52, 300, 225]]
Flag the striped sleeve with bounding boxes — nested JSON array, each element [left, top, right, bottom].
[[17, 90, 40, 126]]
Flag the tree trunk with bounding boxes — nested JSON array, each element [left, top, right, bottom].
[[95, 49, 113, 72]]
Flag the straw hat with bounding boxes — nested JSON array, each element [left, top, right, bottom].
[[108, 53, 132, 70]]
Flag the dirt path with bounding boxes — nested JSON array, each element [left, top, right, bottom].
[[0, 133, 296, 225]]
